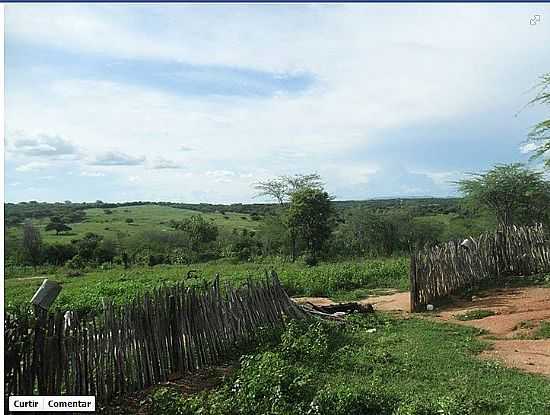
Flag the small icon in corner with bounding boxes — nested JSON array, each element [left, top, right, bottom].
[[530, 15, 542, 25]]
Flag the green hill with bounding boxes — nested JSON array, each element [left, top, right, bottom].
[[7, 204, 258, 244]]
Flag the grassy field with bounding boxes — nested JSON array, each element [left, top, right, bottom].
[[4, 258, 409, 313], [148, 315, 550, 415], [6, 204, 258, 244]]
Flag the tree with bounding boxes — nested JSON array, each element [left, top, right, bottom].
[[526, 72, 550, 168], [254, 173, 325, 261], [45, 220, 72, 235], [22, 222, 42, 267], [254, 173, 323, 205], [170, 215, 218, 244], [286, 188, 335, 263], [42, 243, 76, 265], [74, 233, 118, 264], [457, 164, 550, 227]]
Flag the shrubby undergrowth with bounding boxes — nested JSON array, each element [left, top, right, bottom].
[[5, 258, 409, 314], [149, 317, 550, 415]]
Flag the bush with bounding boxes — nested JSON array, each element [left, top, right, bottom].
[[65, 254, 85, 270], [310, 384, 396, 415], [42, 243, 76, 266], [455, 309, 496, 321], [150, 388, 189, 415], [65, 269, 83, 277], [278, 259, 409, 297], [304, 253, 318, 266], [149, 254, 169, 267]]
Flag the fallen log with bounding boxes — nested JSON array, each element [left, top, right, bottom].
[[307, 301, 374, 315], [298, 301, 375, 320]]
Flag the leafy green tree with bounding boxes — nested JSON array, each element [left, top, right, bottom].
[[286, 188, 335, 263], [335, 209, 443, 257], [22, 221, 43, 267], [256, 214, 290, 257], [526, 72, 550, 168], [254, 173, 323, 205], [42, 243, 76, 265], [254, 173, 325, 261], [45, 220, 72, 235], [73, 232, 117, 264], [457, 163, 550, 227], [170, 215, 218, 244]]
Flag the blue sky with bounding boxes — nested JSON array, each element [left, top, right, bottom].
[[5, 4, 550, 203]]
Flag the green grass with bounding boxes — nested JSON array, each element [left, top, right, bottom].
[[455, 309, 497, 321], [149, 315, 550, 415], [533, 321, 550, 339], [6, 204, 257, 244], [5, 258, 409, 314]]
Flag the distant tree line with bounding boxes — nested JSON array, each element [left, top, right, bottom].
[[5, 163, 548, 271]]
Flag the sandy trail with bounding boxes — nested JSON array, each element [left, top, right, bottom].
[[294, 286, 550, 377]]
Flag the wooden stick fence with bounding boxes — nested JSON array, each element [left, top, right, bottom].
[[410, 224, 550, 312], [5, 272, 305, 407]]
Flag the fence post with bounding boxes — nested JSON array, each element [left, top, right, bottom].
[[31, 306, 47, 395], [409, 251, 418, 313]]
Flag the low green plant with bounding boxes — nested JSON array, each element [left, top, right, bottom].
[[149, 316, 550, 415], [455, 309, 496, 321], [533, 321, 550, 339], [5, 258, 409, 314]]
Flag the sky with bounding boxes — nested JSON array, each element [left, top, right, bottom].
[[4, 4, 550, 203]]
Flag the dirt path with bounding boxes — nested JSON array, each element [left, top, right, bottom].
[[294, 286, 550, 377]]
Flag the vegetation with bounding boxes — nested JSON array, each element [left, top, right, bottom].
[[149, 316, 550, 415], [287, 188, 335, 264], [21, 222, 42, 268], [5, 197, 480, 272], [45, 216, 73, 235], [527, 72, 550, 168], [5, 258, 408, 314], [5, 166, 548, 315], [455, 309, 497, 321], [457, 163, 550, 227], [532, 321, 550, 339]]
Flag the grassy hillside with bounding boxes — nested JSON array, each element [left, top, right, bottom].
[[6, 204, 258, 244]]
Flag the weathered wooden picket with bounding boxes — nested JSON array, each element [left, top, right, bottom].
[[410, 224, 550, 311], [5, 272, 305, 406]]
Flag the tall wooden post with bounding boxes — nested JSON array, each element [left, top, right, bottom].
[[409, 251, 418, 313]]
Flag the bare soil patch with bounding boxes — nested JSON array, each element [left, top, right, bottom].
[[104, 364, 234, 414], [434, 286, 550, 377], [481, 339, 550, 377]]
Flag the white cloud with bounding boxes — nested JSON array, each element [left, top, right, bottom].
[[416, 170, 464, 186], [205, 170, 236, 177], [5, 4, 550, 201], [7, 131, 79, 158], [88, 151, 145, 166], [81, 171, 105, 177], [16, 161, 51, 172], [150, 157, 183, 170]]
